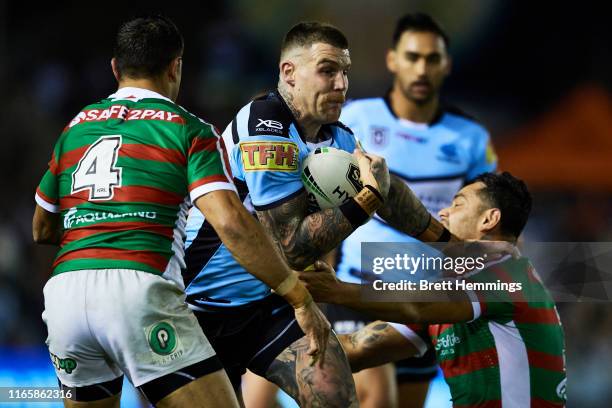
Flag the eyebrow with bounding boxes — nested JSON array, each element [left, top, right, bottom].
[[317, 58, 350, 69], [404, 51, 442, 58], [453, 192, 466, 201]]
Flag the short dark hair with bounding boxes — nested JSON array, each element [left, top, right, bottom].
[[113, 15, 184, 78], [281, 22, 348, 56], [470, 172, 532, 239], [392, 13, 450, 49]]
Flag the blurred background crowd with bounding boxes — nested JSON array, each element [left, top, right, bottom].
[[0, 0, 610, 406]]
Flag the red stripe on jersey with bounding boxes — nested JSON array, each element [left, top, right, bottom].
[[36, 187, 57, 205], [454, 401, 502, 408], [62, 222, 174, 246], [517, 308, 560, 324], [527, 350, 565, 372], [49, 152, 59, 175], [188, 175, 231, 191], [60, 186, 183, 209], [53, 248, 169, 271], [188, 137, 217, 156], [218, 136, 234, 179], [439, 347, 499, 379], [531, 397, 565, 407], [121, 143, 186, 165], [57, 146, 89, 174]]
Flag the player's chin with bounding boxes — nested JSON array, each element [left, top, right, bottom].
[[320, 106, 342, 123]]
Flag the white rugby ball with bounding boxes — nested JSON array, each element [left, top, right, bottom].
[[301, 147, 362, 210]]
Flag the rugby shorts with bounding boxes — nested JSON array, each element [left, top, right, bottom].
[[42, 269, 217, 388], [188, 294, 304, 388]]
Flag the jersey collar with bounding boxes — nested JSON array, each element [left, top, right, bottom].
[[382, 89, 445, 126], [109, 87, 173, 103]]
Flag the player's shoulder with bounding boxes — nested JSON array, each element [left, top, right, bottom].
[[237, 91, 294, 139], [442, 104, 489, 138]]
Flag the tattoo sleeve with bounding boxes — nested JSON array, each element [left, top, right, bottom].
[[256, 190, 354, 269], [376, 174, 452, 242]]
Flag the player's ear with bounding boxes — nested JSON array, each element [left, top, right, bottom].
[[280, 60, 296, 87], [480, 208, 501, 235], [111, 58, 121, 82], [386, 49, 397, 74], [168, 57, 182, 83]]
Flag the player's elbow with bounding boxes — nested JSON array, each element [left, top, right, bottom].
[[397, 303, 425, 324], [32, 224, 57, 245]]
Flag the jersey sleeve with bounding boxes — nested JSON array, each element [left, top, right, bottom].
[[388, 322, 431, 357], [463, 260, 517, 323], [466, 126, 497, 180], [187, 123, 237, 203], [236, 135, 302, 210], [35, 145, 61, 213]]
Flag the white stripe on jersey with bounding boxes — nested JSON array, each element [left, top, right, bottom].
[[489, 320, 530, 407]]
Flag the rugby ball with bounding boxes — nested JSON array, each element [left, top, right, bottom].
[[301, 147, 362, 211]]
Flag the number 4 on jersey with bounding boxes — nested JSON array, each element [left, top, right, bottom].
[[72, 135, 122, 200]]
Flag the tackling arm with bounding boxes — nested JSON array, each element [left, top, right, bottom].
[[339, 321, 421, 372]]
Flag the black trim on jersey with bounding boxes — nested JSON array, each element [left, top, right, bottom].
[[231, 119, 239, 144], [382, 90, 481, 126], [183, 217, 222, 289], [332, 120, 354, 135], [252, 186, 305, 211], [390, 169, 467, 183], [183, 178, 252, 289], [247, 91, 295, 139]]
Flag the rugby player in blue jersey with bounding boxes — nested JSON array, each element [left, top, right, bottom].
[[183, 22, 392, 407], [327, 13, 498, 408]]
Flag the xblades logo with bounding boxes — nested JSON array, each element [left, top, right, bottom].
[[256, 119, 283, 130]]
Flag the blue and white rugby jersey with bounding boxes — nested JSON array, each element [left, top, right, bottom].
[[336, 96, 497, 283], [183, 91, 357, 307]]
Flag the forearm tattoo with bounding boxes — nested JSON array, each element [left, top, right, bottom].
[[257, 191, 353, 269], [376, 174, 431, 237]]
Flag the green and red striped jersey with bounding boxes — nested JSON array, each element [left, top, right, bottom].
[[35, 87, 236, 285], [394, 255, 566, 407]]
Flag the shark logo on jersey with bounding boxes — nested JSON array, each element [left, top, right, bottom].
[[437, 143, 461, 164]]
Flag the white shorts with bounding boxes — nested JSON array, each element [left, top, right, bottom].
[[42, 269, 216, 387]]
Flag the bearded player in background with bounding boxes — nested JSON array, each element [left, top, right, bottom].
[[327, 13, 498, 407]]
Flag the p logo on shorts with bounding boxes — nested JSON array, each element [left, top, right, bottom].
[[147, 322, 178, 355]]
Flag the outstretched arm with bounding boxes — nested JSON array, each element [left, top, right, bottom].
[[339, 321, 420, 372]]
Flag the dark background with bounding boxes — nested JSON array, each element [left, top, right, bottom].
[[1, 1, 610, 405]]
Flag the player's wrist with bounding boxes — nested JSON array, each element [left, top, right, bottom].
[[339, 185, 384, 229], [273, 272, 313, 308]]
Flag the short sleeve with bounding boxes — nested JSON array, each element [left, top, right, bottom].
[[187, 124, 236, 203], [35, 150, 60, 213], [236, 135, 303, 210], [388, 322, 431, 357]]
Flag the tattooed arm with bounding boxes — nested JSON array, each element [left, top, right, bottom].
[[339, 321, 420, 372], [256, 191, 354, 269], [376, 174, 457, 242]]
